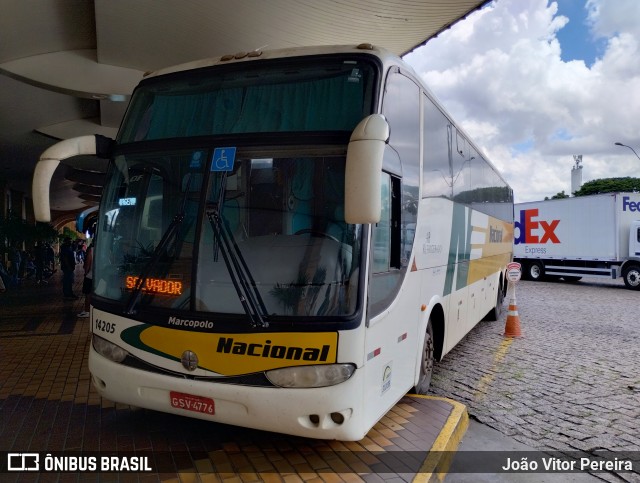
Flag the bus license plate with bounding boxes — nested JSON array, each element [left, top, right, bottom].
[[170, 391, 215, 415]]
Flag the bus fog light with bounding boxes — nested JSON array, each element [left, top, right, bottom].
[[265, 364, 356, 388], [330, 412, 345, 424], [92, 334, 129, 363], [92, 375, 106, 390]]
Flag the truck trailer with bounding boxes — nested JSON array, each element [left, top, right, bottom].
[[513, 192, 640, 290]]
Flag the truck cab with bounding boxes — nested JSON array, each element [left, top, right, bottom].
[[620, 220, 640, 289]]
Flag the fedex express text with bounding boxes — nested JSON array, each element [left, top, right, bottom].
[[514, 208, 560, 245]]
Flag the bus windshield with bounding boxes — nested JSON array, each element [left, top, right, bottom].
[[118, 57, 376, 142], [93, 145, 362, 319]]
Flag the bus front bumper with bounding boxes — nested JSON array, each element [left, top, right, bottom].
[[88, 346, 367, 441]]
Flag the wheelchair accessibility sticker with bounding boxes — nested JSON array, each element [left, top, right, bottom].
[[211, 147, 236, 172]]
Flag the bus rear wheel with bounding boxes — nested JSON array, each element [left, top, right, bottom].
[[483, 282, 504, 321], [413, 320, 434, 395]]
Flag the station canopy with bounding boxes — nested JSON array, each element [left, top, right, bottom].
[[0, 0, 489, 214]]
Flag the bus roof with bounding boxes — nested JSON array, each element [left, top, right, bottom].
[[143, 44, 411, 80]]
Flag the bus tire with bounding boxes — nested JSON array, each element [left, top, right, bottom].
[[413, 320, 434, 395], [623, 264, 640, 290], [484, 282, 504, 321], [527, 261, 544, 281]]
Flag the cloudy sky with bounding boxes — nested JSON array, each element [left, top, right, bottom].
[[404, 0, 640, 203]]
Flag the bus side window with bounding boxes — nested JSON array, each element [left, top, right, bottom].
[[372, 173, 392, 273], [382, 70, 419, 266], [369, 171, 402, 316]]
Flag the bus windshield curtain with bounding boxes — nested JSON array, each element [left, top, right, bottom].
[[141, 75, 364, 140]]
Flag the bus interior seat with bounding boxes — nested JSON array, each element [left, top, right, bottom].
[[222, 198, 241, 236], [327, 205, 346, 242], [195, 234, 352, 315], [250, 167, 281, 235], [140, 197, 163, 246]]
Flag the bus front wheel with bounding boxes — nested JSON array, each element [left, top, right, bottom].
[[413, 320, 434, 395]]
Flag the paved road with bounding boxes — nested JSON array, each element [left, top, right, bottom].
[[429, 277, 640, 483]]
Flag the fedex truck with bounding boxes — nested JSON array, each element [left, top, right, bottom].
[[514, 192, 640, 290]]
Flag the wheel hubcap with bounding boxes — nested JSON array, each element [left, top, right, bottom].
[[423, 336, 434, 374]]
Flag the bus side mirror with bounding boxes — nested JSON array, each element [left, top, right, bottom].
[[345, 114, 389, 224], [33, 135, 114, 222]]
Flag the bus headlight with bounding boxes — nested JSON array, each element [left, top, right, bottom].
[[265, 364, 356, 388], [92, 334, 129, 363]]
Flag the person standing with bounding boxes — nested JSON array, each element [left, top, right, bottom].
[[35, 241, 47, 284], [8, 243, 21, 286], [45, 242, 55, 273], [60, 237, 78, 299], [77, 238, 94, 318]]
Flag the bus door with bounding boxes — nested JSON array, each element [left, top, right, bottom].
[[363, 68, 421, 413]]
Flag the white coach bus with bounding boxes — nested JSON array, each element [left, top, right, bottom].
[[32, 44, 513, 441]]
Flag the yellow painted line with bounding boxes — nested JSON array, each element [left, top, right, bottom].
[[474, 337, 513, 401], [411, 395, 469, 483], [412, 337, 514, 482]]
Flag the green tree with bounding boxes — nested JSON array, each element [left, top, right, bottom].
[[545, 190, 569, 200], [573, 177, 640, 196], [0, 211, 58, 256], [62, 226, 79, 241]]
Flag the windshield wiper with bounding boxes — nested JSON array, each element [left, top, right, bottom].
[[206, 209, 269, 328], [125, 174, 192, 315], [206, 174, 268, 328]]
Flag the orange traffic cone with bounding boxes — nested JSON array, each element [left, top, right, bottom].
[[503, 287, 522, 338]]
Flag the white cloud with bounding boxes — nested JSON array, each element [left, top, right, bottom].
[[404, 0, 640, 202], [587, 0, 640, 39]]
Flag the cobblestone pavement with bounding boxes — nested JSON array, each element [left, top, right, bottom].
[[429, 277, 640, 483]]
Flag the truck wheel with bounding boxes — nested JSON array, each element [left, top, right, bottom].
[[623, 265, 640, 290], [413, 320, 434, 395], [562, 276, 582, 283], [527, 261, 544, 281]]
